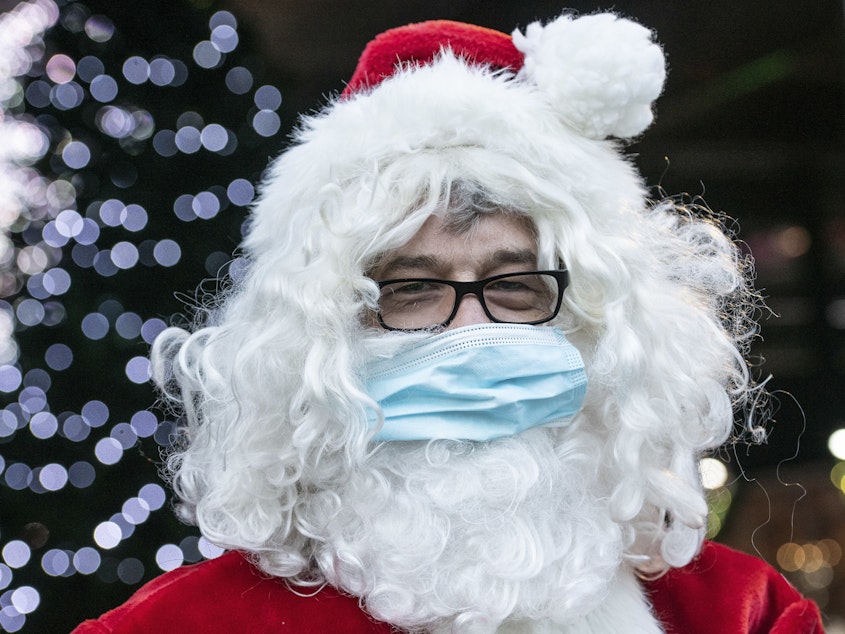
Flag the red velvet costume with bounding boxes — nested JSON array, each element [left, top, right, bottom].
[[74, 542, 822, 633]]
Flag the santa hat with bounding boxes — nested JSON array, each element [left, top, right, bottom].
[[341, 15, 664, 139], [245, 12, 667, 259]]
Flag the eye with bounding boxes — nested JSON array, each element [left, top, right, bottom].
[[391, 281, 435, 294], [486, 279, 530, 292], [379, 281, 449, 309], [483, 273, 557, 316]]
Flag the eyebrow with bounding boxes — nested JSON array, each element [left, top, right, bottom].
[[376, 248, 538, 279], [486, 248, 537, 268], [374, 254, 441, 278]]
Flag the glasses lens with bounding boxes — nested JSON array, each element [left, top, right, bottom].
[[377, 273, 563, 330], [378, 280, 455, 330], [483, 273, 559, 323]]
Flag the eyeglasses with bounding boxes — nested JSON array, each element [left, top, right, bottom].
[[375, 270, 568, 331]]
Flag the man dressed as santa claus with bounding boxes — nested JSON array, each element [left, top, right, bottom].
[[75, 10, 824, 634]]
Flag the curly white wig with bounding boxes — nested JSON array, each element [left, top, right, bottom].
[[151, 11, 762, 627]]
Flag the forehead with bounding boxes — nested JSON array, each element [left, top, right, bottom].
[[415, 212, 535, 247], [372, 212, 538, 278]]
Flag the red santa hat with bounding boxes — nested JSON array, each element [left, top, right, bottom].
[[342, 20, 526, 97], [341, 15, 665, 139], [245, 12, 667, 259]]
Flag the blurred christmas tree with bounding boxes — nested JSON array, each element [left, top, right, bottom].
[[0, 0, 289, 630]]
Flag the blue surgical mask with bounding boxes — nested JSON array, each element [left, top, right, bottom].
[[364, 323, 587, 441]]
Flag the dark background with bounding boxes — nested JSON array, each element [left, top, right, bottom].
[[0, 0, 843, 631]]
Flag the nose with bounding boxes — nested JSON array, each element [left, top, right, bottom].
[[448, 293, 492, 329]]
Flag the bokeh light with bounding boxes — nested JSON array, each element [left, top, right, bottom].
[[828, 428, 845, 460], [84, 15, 115, 43], [252, 109, 280, 137], [254, 85, 282, 111], [77, 56, 105, 81], [117, 558, 144, 585], [175, 126, 201, 153], [122, 56, 149, 85], [776, 539, 841, 591], [45, 54, 75, 84], [44, 343, 73, 372], [193, 41, 221, 69], [12, 586, 41, 615], [700, 458, 733, 539], [2, 542, 31, 569], [698, 458, 728, 490], [92, 522, 121, 550], [125, 357, 150, 383], [39, 463, 68, 491], [90, 74, 118, 102], [1, 8, 283, 628], [225, 67, 252, 94], [153, 239, 181, 266], [211, 25, 238, 53], [149, 58, 175, 86], [41, 549, 71, 576], [200, 123, 228, 152], [155, 544, 184, 572]]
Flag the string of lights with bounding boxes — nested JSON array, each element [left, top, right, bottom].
[[0, 1, 284, 630]]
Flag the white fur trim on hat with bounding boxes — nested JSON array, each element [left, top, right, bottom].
[[513, 13, 666, 140]]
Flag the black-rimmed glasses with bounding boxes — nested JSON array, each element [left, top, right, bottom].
[[375, 270, 568, 331]]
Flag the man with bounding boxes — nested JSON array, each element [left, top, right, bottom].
[[75, 11, 824, 634]]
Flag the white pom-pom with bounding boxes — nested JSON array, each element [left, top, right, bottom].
[[513, 13, 666, 140]]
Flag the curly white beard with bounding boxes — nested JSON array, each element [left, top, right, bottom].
[[299, 428, 654, 633]]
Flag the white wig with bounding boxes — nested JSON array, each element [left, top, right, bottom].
[[152, 11, 762, 586]]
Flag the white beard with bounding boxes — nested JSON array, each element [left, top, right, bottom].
[[497, 569, 663, 634], [299, 428, 663, 633]]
